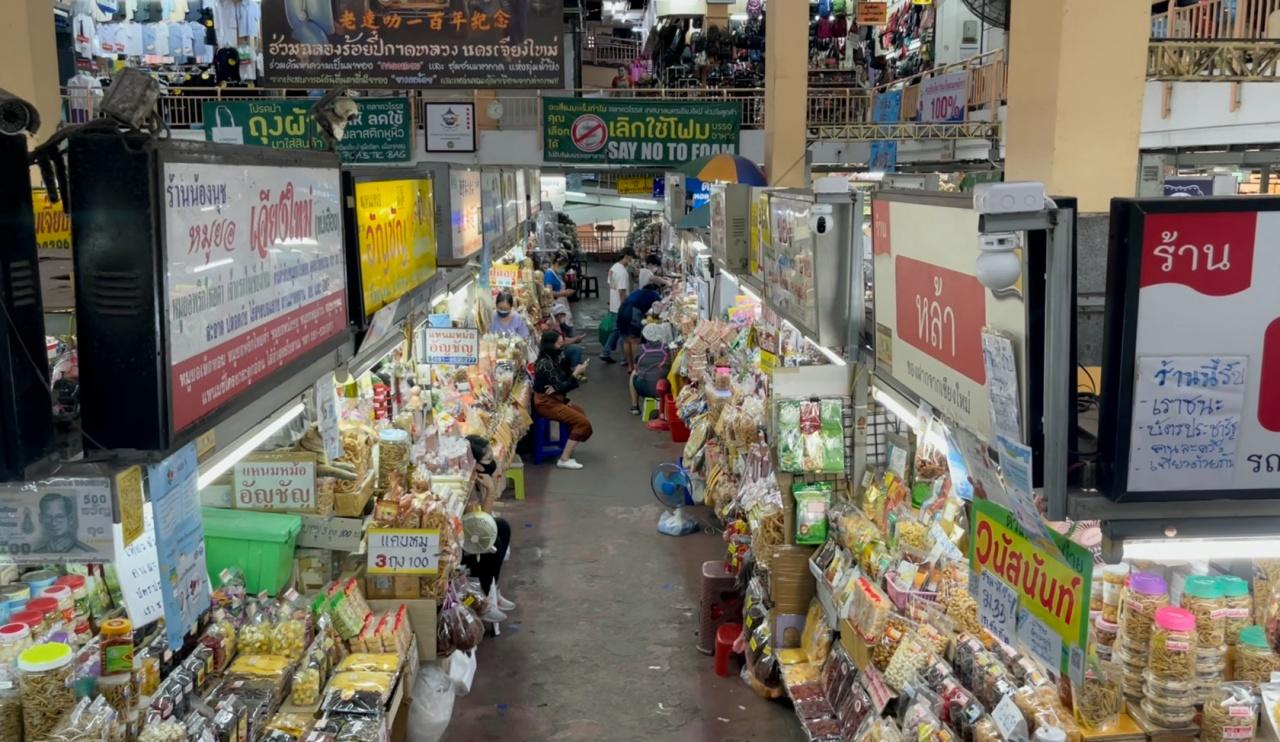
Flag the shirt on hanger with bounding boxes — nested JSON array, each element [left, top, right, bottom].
[[212, 0, 239, 46], [97, 23, 119, 54], [214, 46, 240, 81], [170, 0, 189, 21], [73, 14, 98, 57], [169, 21, 191, 56], [189, 21, 211, 61], [238, 44, 256, 81], [119, 20, 144, 54], [66, 73, 104, 123], [236, 0, 259, 41], [153, 22, 172, 54]]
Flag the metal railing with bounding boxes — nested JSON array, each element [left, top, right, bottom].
[[1148, 39, 1280, 79], [582, 33, 643, 65], [1152, 0, 1280, 39]]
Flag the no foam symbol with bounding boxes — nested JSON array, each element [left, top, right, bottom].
[[570, 114, 608, 153]]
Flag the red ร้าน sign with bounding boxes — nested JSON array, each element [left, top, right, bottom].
[[894, 255, 987, 384], [1140, 211, 1256, 297]]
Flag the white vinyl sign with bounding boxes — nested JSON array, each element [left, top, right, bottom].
[[424, 102, 476, 153], [367, 528, 440, 575], [1124, 208, 1280, 491], [232, 458, 318, 512], [450, 170, 483, 260], [918, 71, 967, 123], [162, 162, 347, 432]]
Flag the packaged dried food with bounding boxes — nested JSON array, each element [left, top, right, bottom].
[[97, 672, 133, 721], [0, 666, 21, 742], [1119, 572, 1168, 648], [776, 399, 845, 474], [240, 612, 274, 656], [228, 654, 292, 681], [321, 671, 393, 715], [1092, 616, 1118, 649], [1234, 625, 1279, 683], [138, 719, 187, 741], [1181, 575, 1228, 648], [849, 577, 890, 642], [1148, 606, 1197, 680], [0, 622, 31, 664], [290, 655, 323, 707], [1073, 660, 1123, 730], [18, 641, 76, 741], [264, 711, 315, 742], [272, 617, 308, 661], [793, 483, 832, 545], [1200, 683, 1257, 742], [1139, 696, 1195, 728], [883, 634, 931, 692], [1217, 576, 1252, 645]]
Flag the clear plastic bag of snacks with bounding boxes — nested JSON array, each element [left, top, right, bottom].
[[1199, 683, 1257, 742], [320, 672, 394, 716], [1073, 659, 1124, 730]]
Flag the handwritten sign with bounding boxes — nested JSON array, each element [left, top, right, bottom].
[[982, 331, 1023, 442], [424, 327, 480, 366], [970, 498, 1092, 677], [297, 514, 365, 552], [991, 695, 1025, 740], [314, 376, 343, 462], [1128, 355, 1246, 491], [113, 503, 163, 627], [1017, 608, 1064, 679], [978, 569, 1018, 646], [115, 466, 145, 547], [367, 528, 441, 575], [232, 455, 318, 513]]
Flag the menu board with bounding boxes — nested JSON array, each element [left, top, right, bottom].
[[162, 161, 347, 433], [450, 170, 483, 260], [353, 178, 437, 316], [1101, 199, 1280, 499], [763, 193, 818, 335], [481, 170, 504, 250]]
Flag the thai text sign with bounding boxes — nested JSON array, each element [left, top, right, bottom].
[[970, 499, 1092, 672], [368, 528, 440, 575], [233, 455, 319, 513], [33, 189, 71, 250], [261, 0, 564, 88], [424, 327, 480, 365], [354, 178, 438, 316], [161, 161, 347, 433], [201, 98, 412, 163], [543, 98, 740, 167], [919, 72, 966, 123], [617, 175, 656, 196]]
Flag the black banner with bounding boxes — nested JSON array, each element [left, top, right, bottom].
[[261, 0, 564, 88]]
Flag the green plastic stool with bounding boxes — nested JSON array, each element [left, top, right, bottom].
[[505, 462, 525, 501], [641, 397, 660, 421]]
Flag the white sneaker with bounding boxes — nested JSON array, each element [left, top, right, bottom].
[[556, 458, 584, 470], [493, 587, 516, 612], [482, 605, 508, 622]]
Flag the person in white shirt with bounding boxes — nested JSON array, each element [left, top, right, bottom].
[[600, 247, 636, 364], [637, 253, 667, 290]]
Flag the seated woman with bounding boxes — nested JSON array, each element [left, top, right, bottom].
[[490, 291, 530, 339], [460, 435, 515, 623], [532, 330, 592, 470], [629, 323, 674, 416], [551, 301, 584, 367]]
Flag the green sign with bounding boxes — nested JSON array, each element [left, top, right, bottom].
[[542, 98, 740, 167], [202, 97, 411, 163]]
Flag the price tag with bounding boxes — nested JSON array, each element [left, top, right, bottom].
[[991, 695, 1025, 740], [367, 528, 441, 575], [977, 570, 1017, 646], [314, 375, 343, 462], [859, 664, 896, 714], [297, 515, 365, 552], [232, 454, 318, 513]]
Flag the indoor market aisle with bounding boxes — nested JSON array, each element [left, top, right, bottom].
[[448, 271, 805, 742]]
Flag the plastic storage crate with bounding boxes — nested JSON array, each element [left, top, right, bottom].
[[202, 508, 302, 595]]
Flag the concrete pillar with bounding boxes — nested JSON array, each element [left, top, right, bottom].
[[763, 0, 808, 187], [0, 0, 60, 144], [1003, 0, 1149, 213], [705, 4, 728, 29]]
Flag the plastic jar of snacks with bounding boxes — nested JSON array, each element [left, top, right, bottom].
[[1234, 625, 1279, 683], [99, 618, 134, 676], [0, 623, 30, 664], [55, 575, 88, 615], [1201, 683, 1258, 742], [25, 597, 58, 632], [18, 642, 75, 741], [7, 610, 42, 640], [1102, 564, 1129, 608], [1120, 572, 1168, 650], [1181, 575, 1227, 648], [0, 667, 20, 742], [1094, 617, 1119, 649], [1149, 606, 1197, 681], [40, 585, 73, 623], [1218, 576, 1252, 645]]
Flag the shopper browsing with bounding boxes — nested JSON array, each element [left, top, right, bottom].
[[600, 247, 637, 364], [543, 253, 576, 301], [533, 330, 593, 469], [637, 253, 667, 289], [491, 291, 530, 340], [616, 283, 664, 371]]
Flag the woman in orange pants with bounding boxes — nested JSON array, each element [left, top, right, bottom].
[[532, 331, 593, 469]]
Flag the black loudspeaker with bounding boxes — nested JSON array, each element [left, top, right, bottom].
[[0, 132, 54, 479]]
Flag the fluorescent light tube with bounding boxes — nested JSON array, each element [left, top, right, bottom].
[[197, 402, 306, 489]]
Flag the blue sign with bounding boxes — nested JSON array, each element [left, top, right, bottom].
[[147, 443, 210, 650], [871, 90, 902, 173], [685, 176, 712, 208], [652, 177, 666, 199]]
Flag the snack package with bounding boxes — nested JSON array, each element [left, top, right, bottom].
[[1072, 659, 1123, 730], [793, 482, 833, 545]]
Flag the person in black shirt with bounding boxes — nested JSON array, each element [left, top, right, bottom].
[[532, 331, 592, 469]]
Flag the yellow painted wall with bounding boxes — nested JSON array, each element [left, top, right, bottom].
[[764, 0, 808, 186], [0, 0, 60, 145]]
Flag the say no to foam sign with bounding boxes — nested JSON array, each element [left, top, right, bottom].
[[367, 528, 440, 575]]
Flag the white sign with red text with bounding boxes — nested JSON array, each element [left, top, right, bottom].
[[162, 162, 347, 433], [919, 72, 967, 123], [424, 327, 480, 366]]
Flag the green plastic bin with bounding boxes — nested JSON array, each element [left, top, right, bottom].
[[202, 508, 302, 596]]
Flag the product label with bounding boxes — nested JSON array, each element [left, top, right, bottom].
[[1165, 640, 1191, 652], [1224, 726, 1254, 739], [104, 643, 135, 674], [1211, 608, 1230, 619], [1226, 608, 1251, 619]]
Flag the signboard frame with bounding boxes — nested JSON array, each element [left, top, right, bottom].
[[423, 102, 477, 153], [1099, 197, 1280, 502], [542, 98, 741, 167]]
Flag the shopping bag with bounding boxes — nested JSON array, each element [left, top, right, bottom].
[[209, 105, 244, 144], [598, 311, 616, 345]]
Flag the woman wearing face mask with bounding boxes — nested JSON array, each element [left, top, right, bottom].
[[461, 435, 516, 622], [490, 291, 530, 339], [532, 330, 592, 469]]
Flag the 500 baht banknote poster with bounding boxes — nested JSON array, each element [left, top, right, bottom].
[[262, 0, 564, 88], [0, 479, 114, 563]]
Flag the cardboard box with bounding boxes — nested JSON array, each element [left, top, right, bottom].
[[370, 599, 437, 661]]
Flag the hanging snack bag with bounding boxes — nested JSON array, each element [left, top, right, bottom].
[[793, 482, 833, 545]]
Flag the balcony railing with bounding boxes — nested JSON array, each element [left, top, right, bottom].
[[582, 33, 643, 66], [1152, 0, 1280, 39]]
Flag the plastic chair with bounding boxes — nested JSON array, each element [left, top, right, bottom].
[[578, 275, 599, 299], [532, 414, 570, 464], [641, 397, 660, 421], [505, 461, 525, 501]]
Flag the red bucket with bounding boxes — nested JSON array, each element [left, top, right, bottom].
[[715, 623, 742, 677], [666, 396, 690, 443]]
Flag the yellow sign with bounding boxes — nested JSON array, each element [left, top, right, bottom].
[[912, 0, 932, 4], [355, 178, 438, 316], [758, 349, 778, 376], [488, 264, 520, 288], [616, 176, 654, 196], [114, 466, 145, 547], [970, 499, 1092, 663], [750, 189, 770, 279], [32, 189, 71, 250]]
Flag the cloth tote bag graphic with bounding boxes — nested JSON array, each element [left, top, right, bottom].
[[209, 105, 244, 144]]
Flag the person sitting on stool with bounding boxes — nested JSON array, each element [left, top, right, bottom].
[[533, 330, 593, 470]]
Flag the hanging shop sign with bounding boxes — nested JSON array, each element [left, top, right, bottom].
[[918, 72, 967, 123], [542, 98, 741, 167], [488, 264, 518, 288], [450, 169, 484, 260], [367, 528, 441, 575], [352, 177, 438, 317], [481, 170, 505, 250], [260, 0, 564, 88], [113, 504, 163, 628], [856, 1, 888, 25], [32, 188, 71, 250], [1099, 198, 1280, 500], [970, 498, 1092, 679], [871, 192, 1034, 445], [162, 160, 348, 434], [148, 444, 211, 650], [0, 478, 114, 563], [424, 102, 476, 153], [424, 327, 480, 365], [617, 175, 656, 196], [202, 98, 412, 163], [232, 453, 319, 514], [869, 91, 901, 172]]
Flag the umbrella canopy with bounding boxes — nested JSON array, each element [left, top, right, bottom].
[[680, 154, 768, 186]]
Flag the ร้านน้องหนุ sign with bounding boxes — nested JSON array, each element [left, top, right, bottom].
[[543, 98, 740, 167], [260, 0, 564, 88]]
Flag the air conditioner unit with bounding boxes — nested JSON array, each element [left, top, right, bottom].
[[709, 182, 751, 274]]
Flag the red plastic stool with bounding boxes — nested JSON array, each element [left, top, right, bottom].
[[697, 560, 741, 655], [715, 623, 742, 677]]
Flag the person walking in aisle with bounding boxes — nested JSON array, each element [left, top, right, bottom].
[[491, 291, 531, 340], [637, 252, 667, 289], [461, 435, 515, 622], [533, 330, 593, 469], [600, 247, 637, 364]]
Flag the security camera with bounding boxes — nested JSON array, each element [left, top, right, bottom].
[[310, 90, 360, 148], [0, 90, 41, 136], [976, 232, 1021, 290], [973, 181, 1047, 216]]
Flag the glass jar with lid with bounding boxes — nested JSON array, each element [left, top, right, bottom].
[[54, 575, 88, 615], [17, 641, 75, 741], [1180, 574, 1226, 648], [1218, 576, 1252, 645], [100, 618, 134, 676], [1234, 625, 1279, 683], [39, 585, 72, 623], [1149, 606, 1197, 681], [24, 597, 58, 634], [0, 623, 31, 664]]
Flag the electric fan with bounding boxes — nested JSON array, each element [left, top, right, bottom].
[[652, 462, 697, 536]]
